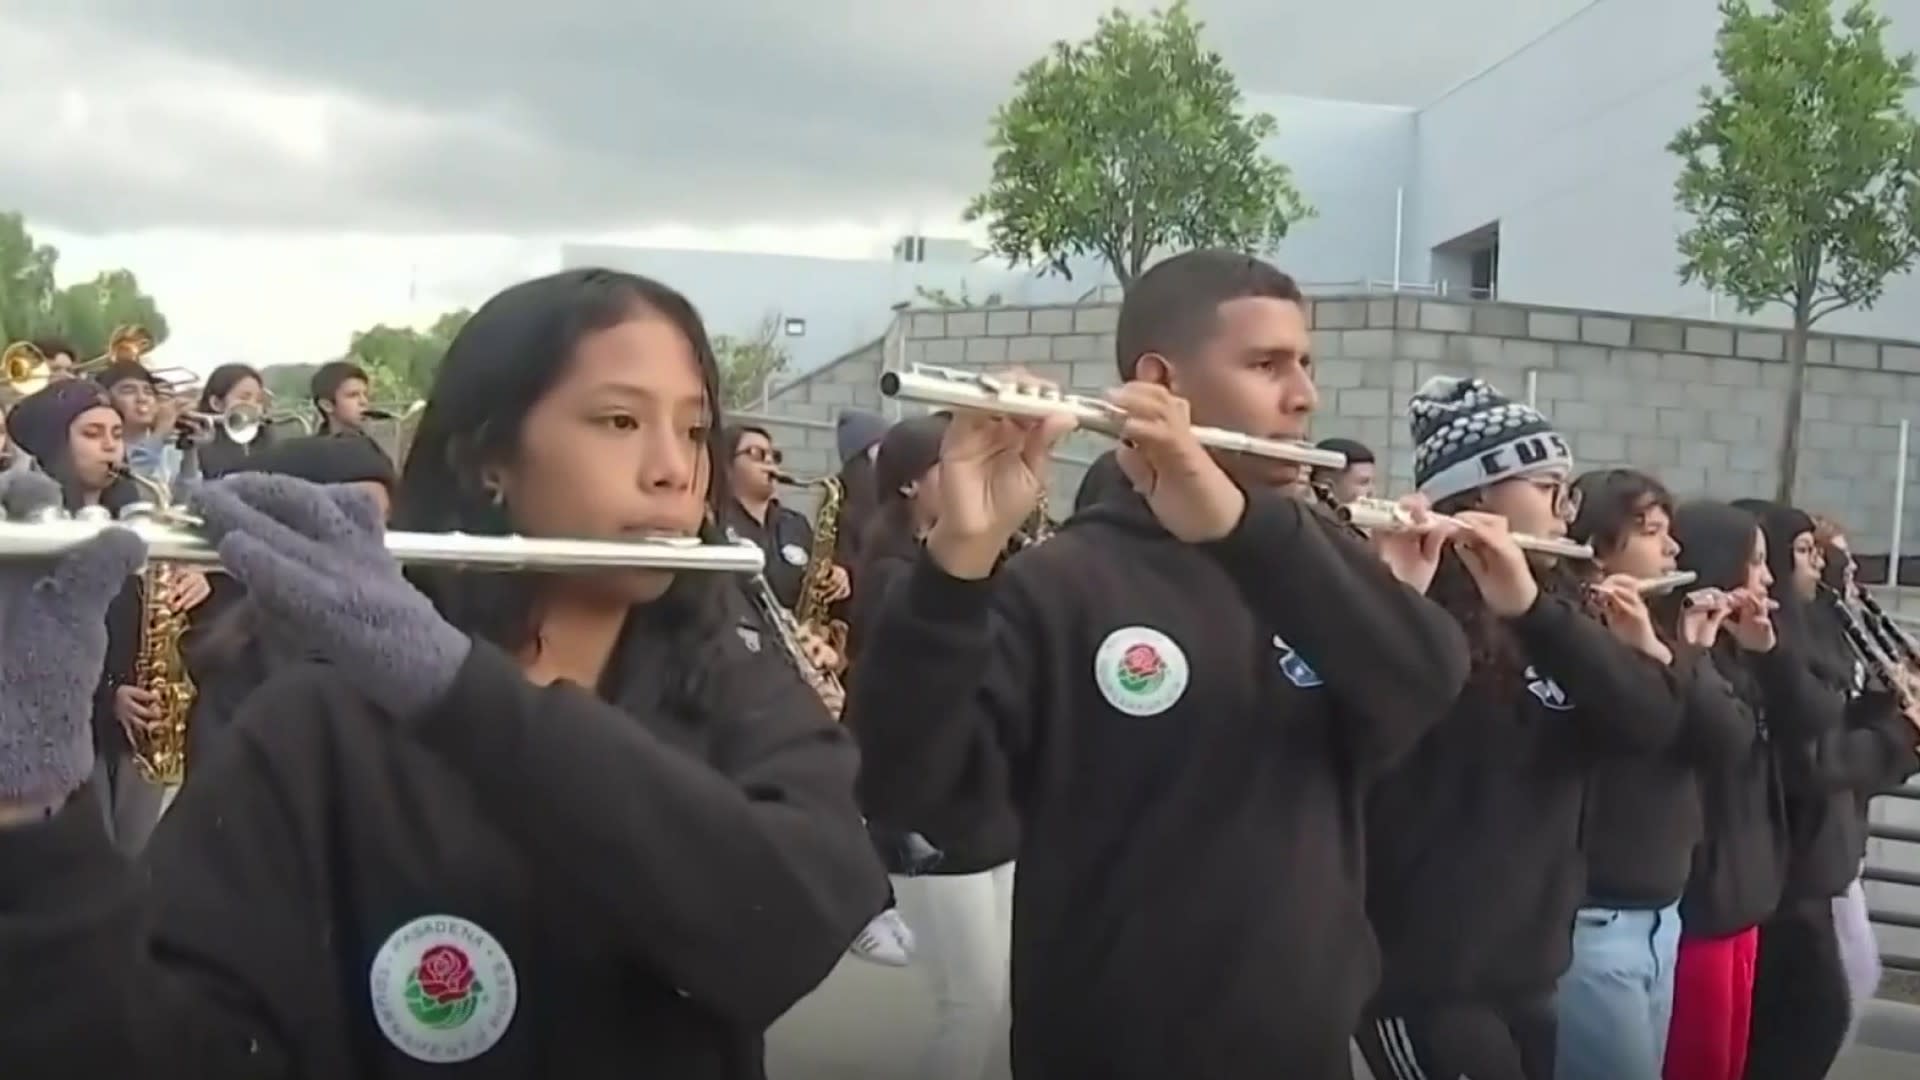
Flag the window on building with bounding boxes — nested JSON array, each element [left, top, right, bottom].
[[1431, 223, 1500, 301]]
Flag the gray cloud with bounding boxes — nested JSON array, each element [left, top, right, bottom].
[[1, 0, 1594, 234]]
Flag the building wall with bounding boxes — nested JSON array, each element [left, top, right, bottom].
[[760, 296, 1920, 560], [1408, 0, 1920, 341]]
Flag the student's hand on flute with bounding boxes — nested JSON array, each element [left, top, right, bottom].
[[927, 369, 1076, 580], [1449, 511, 1540, 618], [1592, 574, 1671, 663], [1106, 382, 1246, 544], [1369, 494, 1452, 594]]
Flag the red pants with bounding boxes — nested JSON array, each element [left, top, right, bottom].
[[1663, 928, 1759, 1080]]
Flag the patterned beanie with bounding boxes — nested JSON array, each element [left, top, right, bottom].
[[1408, 375, 1573, 504]]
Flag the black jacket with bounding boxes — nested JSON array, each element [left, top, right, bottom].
[[1773, 603, 1918, 900], [1681, 646, 1834, 937], [847, 535, 1019, 876], [0, 604, 885, 1077], [1364, 588, 1683, 1007], [192, 426, 277, 479], [722, 500, 815, 611], [1580, 648, 1756, 908], [845, 487, 1470, 1080]]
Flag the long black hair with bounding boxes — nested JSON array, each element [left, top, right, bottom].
[[858, 414, 948, 568], [1659, 500, 1765, 698], [1425, 487, 1588, 696], [195, 363, 264, 413], [1735, 499, 1853, 691], [393, 268, 734, 665]]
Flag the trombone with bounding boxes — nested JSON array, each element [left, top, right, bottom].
[[4, 324, 160, 396]]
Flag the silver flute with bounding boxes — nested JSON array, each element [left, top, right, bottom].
[[0, 507, 766, 575], [879, 364, 1350, 468], [1634, 571, 1697, 597], [1338, 497, 1595, 560]]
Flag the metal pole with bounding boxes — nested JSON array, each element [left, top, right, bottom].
[[1392, 187, 1405, 291], [1526, 369, 1539, 410], [1891, 418, 1910, 587]]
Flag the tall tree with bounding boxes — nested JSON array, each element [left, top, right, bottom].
[[1671, 0, 1920, 500], [965, 1, 1311, 290], [716, 312, 792, 410], [343, 309, 472, 403], [0, 213, 168, 358]]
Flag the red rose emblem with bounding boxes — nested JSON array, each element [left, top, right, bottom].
[[1122, 643, 1161, 677], [416, 944, 476, 1004]]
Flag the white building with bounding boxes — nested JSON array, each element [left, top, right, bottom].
[[567, 0, 1920, 374]]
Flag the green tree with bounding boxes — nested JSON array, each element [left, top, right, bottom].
[[1671, 0, 1920, 500], [716, 312, 791, 410], [964, 2, 1311, 290], [0, 212, 168, 358], [342, 309, 471, 403]]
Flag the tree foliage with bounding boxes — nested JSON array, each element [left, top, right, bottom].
[[964, 2, 1311, 290], [1670, 0, 1920, 498], [343, 309, 472, 404], [0, 213, 169, 357], [716, 312, 792, 410]]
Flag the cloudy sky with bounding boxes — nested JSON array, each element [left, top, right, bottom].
[[1, 0, 1594, 373]]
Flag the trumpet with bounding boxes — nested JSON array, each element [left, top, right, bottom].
[[1338, 497, 1595, 559], [879, 364, 1348, 468], [0, 508, 767, 574], [178, 402, 270, 445]]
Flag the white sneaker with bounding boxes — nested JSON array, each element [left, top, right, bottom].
[[849, 908, 915, 967]]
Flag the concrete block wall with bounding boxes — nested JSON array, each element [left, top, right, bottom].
[[757, 296, 1920, 556]]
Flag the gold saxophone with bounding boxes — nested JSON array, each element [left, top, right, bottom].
[[120, 471, 197, 786], [789, 473, 850, 663]]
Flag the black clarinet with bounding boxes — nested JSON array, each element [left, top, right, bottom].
[[1821, 584, 1913, 707], [1857, 589, 1920, 670]]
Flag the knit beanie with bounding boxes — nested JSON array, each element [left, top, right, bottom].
[[836, 409, 889, 464], [4, 380, 117, 463], [1408, 376, 1573, 504], [875, 414, 949, 500]]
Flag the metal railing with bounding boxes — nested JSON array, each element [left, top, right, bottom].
[[1870, 781, 1920, 973]]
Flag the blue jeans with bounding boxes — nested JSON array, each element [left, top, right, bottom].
[[1555, 902, 1681, 1080]]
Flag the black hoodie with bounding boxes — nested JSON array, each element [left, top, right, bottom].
[[1363, 566, 1684, 1008], [845, 486, 1470, 1079], [0, 597, 885, 1078], [1666, 502, 1799, 937]]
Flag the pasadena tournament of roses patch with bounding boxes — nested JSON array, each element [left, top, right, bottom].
[[369, 914, 518, 1063]]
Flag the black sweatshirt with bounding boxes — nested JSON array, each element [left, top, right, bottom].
[[846, 544, 1019, 876], [1364, 591, 1683, 1007], [845, 488, 1470, 1079], [0, 608, 885, 1077], [1580, 648, 1756, 908], [1681, 646, 1837, 937]]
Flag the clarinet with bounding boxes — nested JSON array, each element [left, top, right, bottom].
[[1857, 589, 1920, 670], [1821, 584, 1914, 708]]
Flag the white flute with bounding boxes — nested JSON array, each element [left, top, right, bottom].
[[1634, 571, 1697, 597], [879, 364, 1349, 469], [1337, 497, 1596, 560], [0, 509, 766, 575]]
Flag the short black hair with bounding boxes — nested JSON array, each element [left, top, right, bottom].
[[1569, 468, 1673, 555], [1315, 437, 1374, 467], [310, 360, 368, 404], [719, 423, 773, 463], [30, 337, 76, 361], [1115, 250, 1304, 380]]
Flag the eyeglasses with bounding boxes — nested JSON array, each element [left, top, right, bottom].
[[1528, 476, 1582, 521], [737, 446, 783, 466]]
